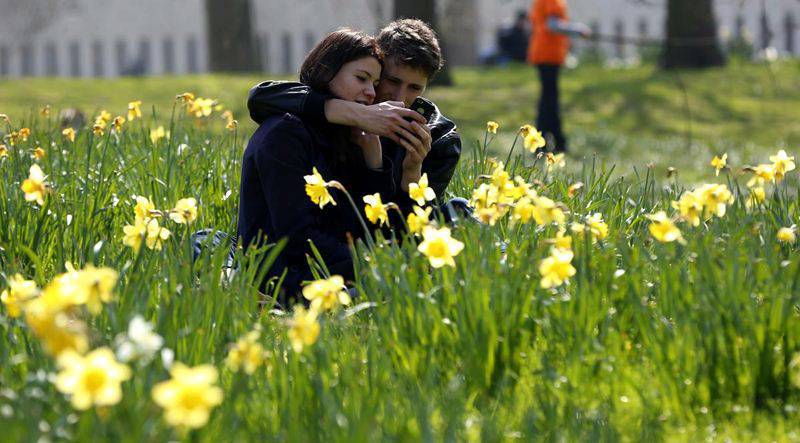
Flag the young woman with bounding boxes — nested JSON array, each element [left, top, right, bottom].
[[237, 29, 395, 301]]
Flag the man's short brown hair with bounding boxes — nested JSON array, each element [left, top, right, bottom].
[[377, 19, 443, 79]]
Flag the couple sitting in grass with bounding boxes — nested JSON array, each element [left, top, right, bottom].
[[237, 19, 466, 303]]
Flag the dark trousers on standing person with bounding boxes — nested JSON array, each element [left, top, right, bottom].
[[536, 64, 566, 152]]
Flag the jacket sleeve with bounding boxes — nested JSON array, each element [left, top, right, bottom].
[[253, 119, 352, 273], [350, 155, 396, 202], [391, 129, 462, 216], [423, 128, 462, 200], [248, 81, 331, 125]]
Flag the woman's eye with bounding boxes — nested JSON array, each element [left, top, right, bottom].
[[357, 76, 367, 82]]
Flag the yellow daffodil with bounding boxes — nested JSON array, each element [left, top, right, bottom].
[[304, 167, 336, 209], [149, 126, 167, 144], [62, 127, 76, 142], [23, 298, 88, 356], [539, 247, 576, 289], [287, 305, 320, 353], [92, 124, 104, 136], [770, 150, 795, 181], [747, 164, 775, 188], [524, 128, 546, 152], [127, 100, 142, 121], [549, 228, 573, 250], [520, 124, 534, 137], [417, 225, 464, 268], [711, 153, 727, 176], [546, 152, 566, 169], [586, 213, 609, 241], [145, 218, 171, 251], [696, 183, 734, 218], [40, 106, 50, 117], [0, 144, 8, 158], [302, 275, 351, 312], [506, 176, 534, 202], [567, 182, 584, 198], [123, 219, 147, 252], [470, 183, 507, 226], [646, 211, 685, 243], [226, 329, 270, 375], [363, 193, 389, 226], [531, 196, 565, 226], [55, 347, 131, 410], [407, 205, 433, 236], [188, 97, 216, 118], [1, 274, 39, 318], [97, 110, 112, 123], [221, 110, 235, 125], [489, 162, 511, 189], [134, 195, 156, 222], [75, 265, 118, 315], [745, 186, 766, 210], [169, 198, 198, 224], [21, 164, 47, 205], [486, 121, 499, 134], [33, 146, 46, 159], [777, 226, 796, 244], [176, 92, 195, 103], [112, 116, 125, 132], [18, 127, 30, 141], [152, 363, 224, 429], [226, 119, 238, 131], [672, 190, 703, 227], [512, 196, 536, 223], [409, 173, 436, 206], [6, 131, 19, 146]]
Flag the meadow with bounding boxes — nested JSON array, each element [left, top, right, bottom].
[[1, 62, 800, 441]]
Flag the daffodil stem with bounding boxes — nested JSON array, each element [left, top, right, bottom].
[[503, 130, 522, 171], [337, 187, 375, 250]]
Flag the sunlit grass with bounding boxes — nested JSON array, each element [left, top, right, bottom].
[[1, 71, 800, 440]]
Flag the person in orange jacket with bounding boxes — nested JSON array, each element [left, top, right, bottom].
[[528, 0, 589, 152]]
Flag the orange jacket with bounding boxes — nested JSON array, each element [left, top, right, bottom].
[[527, 0, 570, 65]]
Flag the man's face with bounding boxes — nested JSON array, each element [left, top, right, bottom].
[[375, 58, 430, 108]]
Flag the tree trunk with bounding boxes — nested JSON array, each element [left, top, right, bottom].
[[662, 0, 726, 69], [205, 0, 261, 72], [394, 0, 453, 86]]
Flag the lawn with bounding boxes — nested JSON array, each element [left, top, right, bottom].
[[2, 59, 799, 180], [1, 62, 799, 441]]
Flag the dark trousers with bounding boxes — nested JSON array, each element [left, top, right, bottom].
[[535, 64, 567, 152]]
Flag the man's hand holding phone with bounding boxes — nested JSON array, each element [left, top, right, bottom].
[[348, 101, 426, 144]]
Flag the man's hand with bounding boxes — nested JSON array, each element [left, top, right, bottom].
[[325, 99, 426, 144], [357, 101, 427, 144], [400, 122, 433, 191]]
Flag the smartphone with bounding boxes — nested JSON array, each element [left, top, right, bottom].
[[407, 97, 435, 124]]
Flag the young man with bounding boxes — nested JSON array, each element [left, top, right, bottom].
[[247, 19, 462, 216]]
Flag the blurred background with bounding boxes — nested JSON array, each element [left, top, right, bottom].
[[1, 0, 799, 179], [0, 0, 797, 76]]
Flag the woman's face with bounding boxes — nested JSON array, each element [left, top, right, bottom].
[[328, 57, 382, 105]]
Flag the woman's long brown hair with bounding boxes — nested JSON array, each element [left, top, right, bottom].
[[300, 28, 383, 95]]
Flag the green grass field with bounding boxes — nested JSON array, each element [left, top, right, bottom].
[[2, 59, 799, 179], [1, 62, 800, 441]]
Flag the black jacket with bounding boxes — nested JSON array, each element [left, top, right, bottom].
[[237, 112, 395, 296], [247, 81, 462, 213]]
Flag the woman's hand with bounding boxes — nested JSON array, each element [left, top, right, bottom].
[[350, 128, 383, 170]]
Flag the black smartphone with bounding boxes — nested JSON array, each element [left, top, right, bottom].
[[407, 97, 435, 124]]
